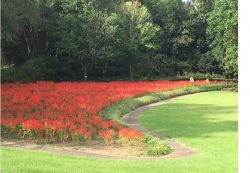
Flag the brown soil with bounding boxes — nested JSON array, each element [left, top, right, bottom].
[[1, 138, 150, 160]]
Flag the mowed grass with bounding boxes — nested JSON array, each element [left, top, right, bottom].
[[1, 91, 238, 173], [139, 91, 238, 173]]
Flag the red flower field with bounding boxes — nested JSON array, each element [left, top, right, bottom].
[[1, 80, 206, 142]]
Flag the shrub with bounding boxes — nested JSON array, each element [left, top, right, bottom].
[[1, 56, 80, 82], [102, 83, 237, 121], [144, 134, 171, 156], [175, 72, 224, 80], [147, 143, 171, 156]]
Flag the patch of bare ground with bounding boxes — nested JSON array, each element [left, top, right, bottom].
[[1, 138, 151, 159]]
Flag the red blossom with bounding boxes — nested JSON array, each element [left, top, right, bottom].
[[99, 129, 115, 143], [1, 80, 208, 141], [23, 120, 44, 131], [118, 128, 144, 141]]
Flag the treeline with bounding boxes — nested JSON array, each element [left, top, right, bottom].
[[1, 0, 238, 82]]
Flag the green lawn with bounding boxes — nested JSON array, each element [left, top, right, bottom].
[[1, 91, 238, 173], [139, 91, 238, 173]]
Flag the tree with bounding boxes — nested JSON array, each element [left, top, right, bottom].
[[176, 0, 214, 73], [142, 0, 191, 74], [1, 0, 40, 64], [1, 0, 237, 82], [191, 0, 214, 14], [118, 0, 160, 80], [55, 0, 119, 80], [207, 0, 238, 78], [35, 0, 58, 57]]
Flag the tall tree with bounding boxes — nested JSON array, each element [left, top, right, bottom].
[[142, 0, 189, 73], [118, 0, 160, 80], [177, 0, 214, 73], [55, 0, 119, 80], [207, 0, 238, 78], [1, 0, 40, 64]]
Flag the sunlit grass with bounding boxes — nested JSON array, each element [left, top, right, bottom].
[[140, 91, 238, 172]]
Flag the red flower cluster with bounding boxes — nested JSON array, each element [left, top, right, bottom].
[[1, 80, 206, 142], [99, 129, 116, 144], [118, 128, 144, 141]]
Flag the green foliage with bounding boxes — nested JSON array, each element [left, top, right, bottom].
[[1, 0, 39, 44], [207, 0, 238, 78], [142, 0, 215, 76], [143, 0, 187, 57], [55, 0, 120, 79], [1, 56, 79, 82], [175, 72, 224, 80], [147, 142, 171, 156], [1, 0, 237, 81], [144, 134, 171, 156], [118, 1, 161, 80], [198, 52, 223, 74], [71, 134, 87, 141], [1, 0, 40, 65]]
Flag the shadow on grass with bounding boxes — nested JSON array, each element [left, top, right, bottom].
[[141, 103, 238, 138]]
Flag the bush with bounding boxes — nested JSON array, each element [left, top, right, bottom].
[[144, 134, 171, 156], [144, 134, 154, 143], [175, 72, 224, 80], [147, 143, 171, 156], [1, 56, 80, 82]]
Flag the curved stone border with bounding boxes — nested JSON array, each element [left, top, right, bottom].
[[122, 94, 200, 159]]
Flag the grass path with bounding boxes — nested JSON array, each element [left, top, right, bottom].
[[1, 91, 238, 173]]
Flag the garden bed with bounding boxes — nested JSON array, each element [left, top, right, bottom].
[[1, 81, 236, 159]]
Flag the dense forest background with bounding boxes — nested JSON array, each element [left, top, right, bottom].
[[1, 0, 238, 82]]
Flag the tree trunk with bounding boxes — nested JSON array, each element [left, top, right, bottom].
[[129, 64, 133, 81], [46, 31, 49, 55], [102, 62, 107, 80], [81, 64, 88, 81], [23, 30, 31, 55]]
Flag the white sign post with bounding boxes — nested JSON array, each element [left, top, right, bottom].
[[190, 77, 194, 82]]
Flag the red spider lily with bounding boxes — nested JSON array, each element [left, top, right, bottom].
[[99, 129, 115, 143], [1, 80, 208, 142], [23, 120, 44, 131], [118, 128, 144, 141]]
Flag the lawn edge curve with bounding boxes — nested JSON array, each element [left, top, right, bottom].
[[105, 83, 237, 159], [102, 83, 237, 123]]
